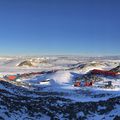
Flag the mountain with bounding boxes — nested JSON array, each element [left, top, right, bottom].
[[17, 60, 34, 67], [110, 65, 120, 72]]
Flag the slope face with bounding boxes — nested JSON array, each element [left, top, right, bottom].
[[0, 80, 120, 120], [110, 65, 120, 72], [17, 60, 34, 67]]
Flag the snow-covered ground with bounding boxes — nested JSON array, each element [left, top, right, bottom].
[[0, 56, 120, 120], [0, 56, 120, 101], [18, 70, 120, 102]]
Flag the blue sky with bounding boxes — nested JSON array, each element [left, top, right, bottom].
[[0, 0, 120, 56]]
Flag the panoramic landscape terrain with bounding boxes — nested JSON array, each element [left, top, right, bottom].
[[0, 56, 120, 120], [0, 0, 120, 119]]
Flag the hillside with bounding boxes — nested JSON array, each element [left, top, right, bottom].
[[0, 56, 120, 120], [110, 65, 120, 72]]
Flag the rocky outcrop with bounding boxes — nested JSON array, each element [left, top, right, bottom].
[[0, 80, 120, 120], [110, 65, 120, 72], [17, 61, 34, 67]]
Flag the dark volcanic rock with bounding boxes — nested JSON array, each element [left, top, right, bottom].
[[0, 80, 120, 120], [110, 65, 120, 72]]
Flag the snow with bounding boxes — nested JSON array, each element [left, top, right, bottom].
[[98, 106, 106, 110], [0, 56, 120, 120], [16, 70, 120, 102], [49, 71, 73, 84], [87, 104, 120, 120], [0, 56, 120, 103], [77, 112, 85, 118]]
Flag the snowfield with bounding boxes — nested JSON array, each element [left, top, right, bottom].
[[0, 56, 120, 120]]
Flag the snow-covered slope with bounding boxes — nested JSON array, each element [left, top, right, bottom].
[[0, 56, 120, 120]]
